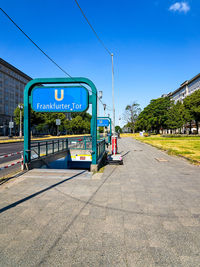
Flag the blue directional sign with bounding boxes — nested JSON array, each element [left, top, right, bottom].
[[31, 86, 89, 112], [97, 118, 110, 127]]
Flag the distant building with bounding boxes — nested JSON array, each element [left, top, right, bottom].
[[0, 58, 31, 133], [122, 126, 132, 133], [163, 73, 200, 134], [167, 73, 200, 103]]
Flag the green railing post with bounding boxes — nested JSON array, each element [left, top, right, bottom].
[[66, 138, 68, 149], [46, 141, 48, 156], [38, 142, 40, 158], [84, 136, 87, 150]]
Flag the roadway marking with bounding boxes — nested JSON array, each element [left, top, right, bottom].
[[155, 158, 168, 162]]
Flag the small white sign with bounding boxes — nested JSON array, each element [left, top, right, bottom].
[[9, 122, 14, 128], [56, 119, 61, 126]]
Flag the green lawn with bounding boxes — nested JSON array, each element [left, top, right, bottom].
[[132, 134, 200, 164]]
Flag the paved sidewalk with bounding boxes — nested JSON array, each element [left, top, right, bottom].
[[0, 137, 200, 266]]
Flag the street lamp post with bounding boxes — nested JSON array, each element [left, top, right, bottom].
[[18, 104, 23, 138], [111, 53, 115, 135]]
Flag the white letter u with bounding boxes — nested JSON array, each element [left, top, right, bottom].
[[55, 89, 64, 101]]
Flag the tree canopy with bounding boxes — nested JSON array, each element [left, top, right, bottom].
[[14, 105, 92, 135], [183, 89, 200, 132], [135, 97, 171, 133], [123, 102, 141, 132]]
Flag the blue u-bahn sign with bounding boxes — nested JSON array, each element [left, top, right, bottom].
[[31, 86, 89, 112], [97, 118, 110, 127]]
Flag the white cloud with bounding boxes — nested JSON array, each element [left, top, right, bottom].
[[169, 2, 190, 13]]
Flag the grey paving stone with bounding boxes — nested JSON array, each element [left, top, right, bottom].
[[1, 137, 200, 266]]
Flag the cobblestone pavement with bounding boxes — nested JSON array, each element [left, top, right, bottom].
[[0, 137, 200, 266]]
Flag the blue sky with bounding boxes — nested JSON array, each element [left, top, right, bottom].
[[1, 0, 200, 126]]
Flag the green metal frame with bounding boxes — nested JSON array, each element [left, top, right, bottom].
[[24, 77, 97, 166], [97, 117, 112, 144]]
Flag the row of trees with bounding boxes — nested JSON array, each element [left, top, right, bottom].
[[14, 105, 92, 135], [124, 89, 200, 134]]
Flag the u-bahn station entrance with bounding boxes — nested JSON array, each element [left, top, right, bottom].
[[23, 77, 110, 172], [1, 82, 200, 265]]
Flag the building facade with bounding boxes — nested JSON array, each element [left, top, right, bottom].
[[0, 58, 31, 133], [163, 73, 200, 134], [167, 73, 200, 103]]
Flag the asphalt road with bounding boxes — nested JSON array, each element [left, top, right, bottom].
[[0, 137, 88, 177], [0, 142, 23, 156], [0, 142, 23, 178]]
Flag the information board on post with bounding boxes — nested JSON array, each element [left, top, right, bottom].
[[31, 86, 89, 112], [97, 118, 110, 127], [56, 119, 61, 126], [9, 122, 14, 128]]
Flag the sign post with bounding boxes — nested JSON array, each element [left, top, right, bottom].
[[23, 78, 97, 168], [9, 121, 14, 137], [56, 119, 61, 136], [97, 117, 112, 144]]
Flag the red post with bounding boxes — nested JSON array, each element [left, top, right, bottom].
[[112, 135, 117, 155]]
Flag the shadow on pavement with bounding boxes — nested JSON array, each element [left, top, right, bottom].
[[121, 151, 130, 157], [0, 170, 86, 214]]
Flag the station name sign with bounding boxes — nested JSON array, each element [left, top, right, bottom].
[[97, 118, 110, 127], [31, 86, 89, 112]]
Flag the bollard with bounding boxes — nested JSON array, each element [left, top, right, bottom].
[[21, 153, 24, 170], [112, 135, 118, 155]]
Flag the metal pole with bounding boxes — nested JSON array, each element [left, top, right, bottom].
[[19, 109, 22, 137], [103, 104, 106, 136], [97, 91, 102, 140], [111, 53, 115, 135], [9, 116, 12, 136]]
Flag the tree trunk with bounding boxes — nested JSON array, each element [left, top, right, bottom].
[[189, 121, 192, 135], [196, 120, 199, 134]]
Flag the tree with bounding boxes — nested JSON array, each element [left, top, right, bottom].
[[70, 115, 87, 134], [123, 102, 141, 132], [14, 104, 44, 129], [115, 125, 122, 133], [166, 101, 186, 132], [71, 111, 92, 122], [14, 105, 92, 135], [184, 89, 200, 133], [42, 113, 67, 135], [135, 97, 171, 133]]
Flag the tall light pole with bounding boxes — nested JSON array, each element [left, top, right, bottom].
[[18, 104, 23, 138], [111, 53, 115, 135]]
